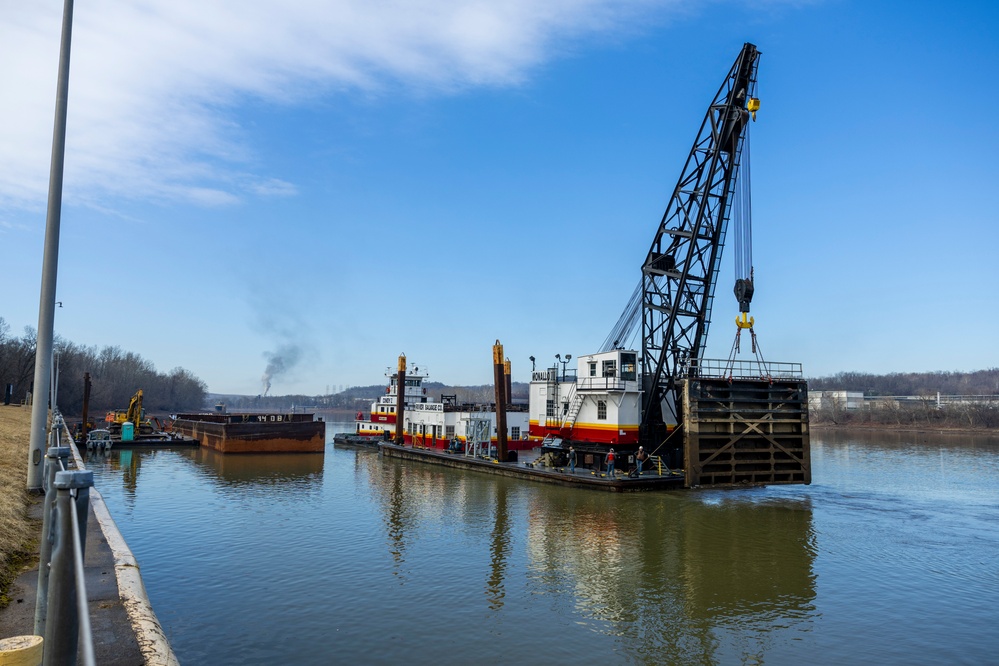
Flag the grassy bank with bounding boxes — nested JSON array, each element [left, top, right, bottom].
[[0, 406, 39, 608]]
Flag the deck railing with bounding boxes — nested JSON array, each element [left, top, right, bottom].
[[33, 411, 97, 666], [686, 358, 804, 380]]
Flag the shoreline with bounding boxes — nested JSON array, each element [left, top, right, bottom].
[[811, 422, 999, 436]]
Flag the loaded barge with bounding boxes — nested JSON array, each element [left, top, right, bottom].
[[173, 412, 325, 454]]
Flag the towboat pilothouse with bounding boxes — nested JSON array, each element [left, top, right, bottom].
[[527, 349, 648, 447]]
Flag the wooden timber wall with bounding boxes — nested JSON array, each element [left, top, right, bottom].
[[682, 378, 811, 487]]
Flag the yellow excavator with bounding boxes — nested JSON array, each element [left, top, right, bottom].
[[106, 390, 155, 437]]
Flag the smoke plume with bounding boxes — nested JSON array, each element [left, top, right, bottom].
[[261, 343, 302, 396]]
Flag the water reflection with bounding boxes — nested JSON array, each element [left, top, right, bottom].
[[353, 446, 817, 664], [522, 491, 816, 663], [356, 451, 515, 610], [383, 458, 411, 573], [186, 447, 325, 488], [818, 427, 999, 451], [93, 446, 325, 509], [486, 483, 510, 611], [81, 425, 999, 665], [89, 448, 142, 509]]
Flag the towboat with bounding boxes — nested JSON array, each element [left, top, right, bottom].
[[352, 363, 534, 452]]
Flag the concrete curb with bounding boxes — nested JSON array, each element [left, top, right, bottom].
[[67, 428, 179, 666]]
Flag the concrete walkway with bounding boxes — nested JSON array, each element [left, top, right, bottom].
[[0, 499, 145, 664], [0, 435, 177, 664]]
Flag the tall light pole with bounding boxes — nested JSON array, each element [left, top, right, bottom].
[[27, 0, 75, 490]]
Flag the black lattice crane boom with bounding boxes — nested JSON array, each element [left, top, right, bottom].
[[640, 43, 760, 447]]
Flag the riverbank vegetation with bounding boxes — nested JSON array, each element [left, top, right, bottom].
[[213, 382, 531, 413], [0, 317, 206, 417], [809, 368, 999, 396], [811, 398, 999, 429], [0, 406, 36, 608], [809, 368, 999, 430]]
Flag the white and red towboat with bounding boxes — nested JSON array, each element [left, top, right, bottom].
[[351, 347, 651, 455], [352, 361, 533, 452]]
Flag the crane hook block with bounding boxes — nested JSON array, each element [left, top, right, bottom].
[[735, 313, 755, 330], [748, 97, 760, 121]]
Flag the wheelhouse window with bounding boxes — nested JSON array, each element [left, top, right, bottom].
[[589, 362, 597, 377], [621, 353, 637, 381], [602, 360, 617, 378]]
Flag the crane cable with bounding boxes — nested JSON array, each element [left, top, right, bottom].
[[725, 100, 770, 381], [734, 121, 753, 283], [600, 280, 642, 352]]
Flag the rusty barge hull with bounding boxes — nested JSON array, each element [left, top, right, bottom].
[[173, 413, 325, 454]]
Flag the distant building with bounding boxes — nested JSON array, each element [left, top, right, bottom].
[[811, 391, 998, 412], [809, 391, 864, 411]]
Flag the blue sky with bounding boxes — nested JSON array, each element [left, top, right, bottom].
[[2, 0, 997, 396]]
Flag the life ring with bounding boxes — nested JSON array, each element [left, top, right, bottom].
[[385, 387, 390, 394]]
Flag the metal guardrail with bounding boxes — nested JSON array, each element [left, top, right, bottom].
[[574, 377, 634, 391], [32, 412, 97, 666], [687, 358, 804, 380]]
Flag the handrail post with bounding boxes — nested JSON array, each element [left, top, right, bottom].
[[34, 445, 71, 636], [43, 470, 93, 666]]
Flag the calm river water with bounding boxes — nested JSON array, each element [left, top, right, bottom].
[[86, 425, 999, 665]]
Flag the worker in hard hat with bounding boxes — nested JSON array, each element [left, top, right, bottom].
[[636, 446, 648, 476]]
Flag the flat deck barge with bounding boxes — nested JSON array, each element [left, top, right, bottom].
[[334, 434, 685, 491]]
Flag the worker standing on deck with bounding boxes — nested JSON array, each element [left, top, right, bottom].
[[568, 446, 576, 474], [636, 446, 648, 475], [606, 448, 616, 477]]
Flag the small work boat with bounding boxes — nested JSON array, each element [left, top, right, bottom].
[[86, 428, 113, 452]]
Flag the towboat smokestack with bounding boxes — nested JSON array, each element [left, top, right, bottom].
[[395, 354, 406, 445], [493, 341, 508, 461]]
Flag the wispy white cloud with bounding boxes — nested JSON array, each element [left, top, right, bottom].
[[1, 0, 678, 211]]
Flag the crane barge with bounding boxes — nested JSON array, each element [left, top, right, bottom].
[[528, 43, 811, 488]]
